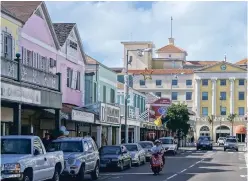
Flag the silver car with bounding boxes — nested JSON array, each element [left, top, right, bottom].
[[138, 141, 154, 161], [123, 143, 146, 166], [224, 138, 238, 152]]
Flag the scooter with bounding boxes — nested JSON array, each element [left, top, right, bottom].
[[150, 152, 163, 175]]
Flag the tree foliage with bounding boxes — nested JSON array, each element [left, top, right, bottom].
[[163, 103, 190, 135]]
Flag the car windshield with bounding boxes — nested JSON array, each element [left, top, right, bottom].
[[124, 145, 138, 151], [139, 142, 153, 148], [1, 138, 31, 154], [159, 139, 173, 144], [198, 137, 210, 141], [218, 138, 224, 140], [226, 139, 237, 143], [51, 141, 83, 152], [99, 146, 121, 155]]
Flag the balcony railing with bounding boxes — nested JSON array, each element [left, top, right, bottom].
[[1, 56, 61, 91]]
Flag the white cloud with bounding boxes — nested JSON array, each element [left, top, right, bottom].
[[46, 1, 247, 67]]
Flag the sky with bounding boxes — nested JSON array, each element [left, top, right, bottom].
[[46, 1, 247, 67]]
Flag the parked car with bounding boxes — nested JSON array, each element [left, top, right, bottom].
[[224, 138, 239, 151], [123, 143, 146, 166], [196, 136, 213, 150], [159, 137, 177, 155], [1, 135, 64, 181], [99, 145, 132, 171], [50, 137, 99, 180], [217, 137, 225, 146], [138, 141, 154, 161]]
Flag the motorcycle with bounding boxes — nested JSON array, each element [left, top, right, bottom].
[[150, 152, 163, 175]]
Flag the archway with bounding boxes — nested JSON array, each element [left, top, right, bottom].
[[199, 126, 210, 137], [235, 125, 246, 142], [216, 125, 230, 141]]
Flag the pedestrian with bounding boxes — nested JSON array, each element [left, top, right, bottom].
[[42, 133, 51, 151], [101, 133, 108, 146]]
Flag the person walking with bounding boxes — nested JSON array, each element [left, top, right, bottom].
[[42, 133, 51, 151], [101, 133, 108, 146]]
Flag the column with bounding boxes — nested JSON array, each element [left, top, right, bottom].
[[137, 126, 140, 142], [3, 123, 6, 136], [116, 126, 121, 145], [97, 126, 102, 148], [13, 104, 21, 135], [195, 79, 201, 117], [134, 126, 138, 142], [55, 109, 61, 131], [229, 78, 235, 114], [107, 126, 112, 145], [211, 78, 217, 116]]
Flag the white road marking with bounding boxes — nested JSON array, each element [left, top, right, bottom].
[[180, 169, 187, 173], [240, 175, 248, 178], [239, 167, 248, 169], [189, 164, 195, 168], [100, 173, 151, 176], [166, 174, 177, 180]]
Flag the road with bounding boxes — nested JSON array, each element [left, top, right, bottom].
[[85, 146, 247, 181]]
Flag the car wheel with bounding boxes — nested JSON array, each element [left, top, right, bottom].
[[52, 166, 60, 181], [143, 156, 146, 164], [196, 147, 199, 150], [91, 162, 99, 180], [76, 165, 85, 181], [236, 149, 239, 152], [22, 173, 31, 181], [224, 148, 226, 151]]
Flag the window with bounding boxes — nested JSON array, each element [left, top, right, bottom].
[[239, 92, 245, 100], [156, 80, 162, 86], [220, 79, 226, 86], [33, 138, 44, 154], [172, 79, 178, 86], [69, 40, 77, 50], [172, 92, 178, 100], [186, 92, 192, 100], [103, 86, 106, 103], [238, 107, 245, 116], [40, 56, 47, 70], [221, 107, 226, 115], [202, 92, 208, 100], [140, 80, 145, 86], [76, 71, 80, 90], [67, 67, 73, 88], [83, 141, 89, 152], [155, 92, 161, 97], [220, 92, 226, 100], [93, 82, 97, 102], [2, 31, 13, 60], [202, 107, 208, 116], [110, 89, 115, 103], [239, 79, 245, 86], [27, 50, 32, 66], [186, 80, 192, 86], [202, 79, 208, 86]]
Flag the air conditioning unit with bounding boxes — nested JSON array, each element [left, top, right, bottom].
[[50, 58, 57, 68]]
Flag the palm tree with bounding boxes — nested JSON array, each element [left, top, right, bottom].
[[207, 115, 215, 139], [227, 113, 237, 136]]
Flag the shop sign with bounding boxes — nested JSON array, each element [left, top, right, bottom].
[[100, 103, 120, 124], [1, 82, 41, 105], [150, 98, 171, 119], [71, 110, 94, 123]]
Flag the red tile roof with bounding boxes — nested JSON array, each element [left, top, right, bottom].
[[128, 69, 193, 75], [235, 58, 247, 65], [157, 44, 186, 54], [186, 61, 219, 66]]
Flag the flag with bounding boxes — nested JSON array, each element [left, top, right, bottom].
[[154, 116, 162, 126]]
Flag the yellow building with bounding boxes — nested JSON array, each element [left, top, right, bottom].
[[194, 61, 247, 142], [1, 6, 23, 57]]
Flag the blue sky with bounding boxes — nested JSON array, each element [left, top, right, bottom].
[[46, 1, 247, 67]]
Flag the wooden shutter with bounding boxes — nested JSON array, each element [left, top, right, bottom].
[[1, 33, 3, 56], [6, 36, 12, 60], [32, 51, 35, 68], [71, 70, 77, 89]]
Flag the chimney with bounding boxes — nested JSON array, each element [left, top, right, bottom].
[[168, 38, 174, 45]]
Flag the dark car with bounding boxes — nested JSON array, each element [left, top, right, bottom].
[[196, 136, 213, 150], [99, 145, 132, 171]]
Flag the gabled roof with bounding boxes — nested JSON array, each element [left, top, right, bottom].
[[235, 58, 247, 65], [185, 61, 219, 66], [53, 23, 87, 64], [1, 1, 42, 23], [53, 23, 76, 46], [1, 4, 23, 23], [156, 44, 187, 55], [128, 69, 193, 75], [195, 61, 247, 72]]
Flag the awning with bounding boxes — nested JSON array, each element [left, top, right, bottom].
[[235, 125, 246, 134]]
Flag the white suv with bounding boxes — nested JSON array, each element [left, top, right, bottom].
[[217, 137, 225, 146]]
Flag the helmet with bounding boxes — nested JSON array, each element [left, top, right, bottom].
[[154, 140, 161, 144]]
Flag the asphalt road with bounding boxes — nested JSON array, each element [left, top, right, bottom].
[[83, 145, 247, 181]]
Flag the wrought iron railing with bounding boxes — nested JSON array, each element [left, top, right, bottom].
[[1, 55, 61, 91]]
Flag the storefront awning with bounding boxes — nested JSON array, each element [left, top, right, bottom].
[[235, 125, 246, 134]]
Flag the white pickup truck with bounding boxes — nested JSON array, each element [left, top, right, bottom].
[[1, 135, 64, 181]]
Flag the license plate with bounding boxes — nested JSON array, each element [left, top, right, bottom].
[[100, 164, 106, 167]]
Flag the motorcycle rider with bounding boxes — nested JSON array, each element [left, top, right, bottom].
[[151, 139, 165, 166]]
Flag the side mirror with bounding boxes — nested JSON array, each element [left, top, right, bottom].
[[34, 149, 40, 156]]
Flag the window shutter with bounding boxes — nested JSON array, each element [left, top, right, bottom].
[[32, 51, 36, 68], [12, 38, 15, 60], [71, 70, 77, 89], [6, 36, 12, 60], [22, 47, 27, 65], [37, 54, 41, 69], [1, 33, 3, 56], [44, 57, 48, 71]]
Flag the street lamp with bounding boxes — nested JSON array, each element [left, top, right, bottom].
[[124, 48, 152, 144]]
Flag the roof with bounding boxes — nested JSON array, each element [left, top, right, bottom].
[[235, 58, 247, 65], [128, 69, 193, 75], [1, 1, 42, 23], [111, 67, 124, 73], [195, 61, 247, 71], [86, 55, 99, 65], [185, 61, 219, 66], [53, 23, 76, 46], [156, 44, 187, 55], [121, 41, 154, 45]]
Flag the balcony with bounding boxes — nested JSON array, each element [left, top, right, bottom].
[[1, 56, 60, 91]]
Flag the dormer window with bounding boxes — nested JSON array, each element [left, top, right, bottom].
[[69, 40, 77, 50]]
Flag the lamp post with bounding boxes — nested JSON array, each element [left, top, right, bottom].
[[124, 48, 152, 144], [220, 96, 223, 137]]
